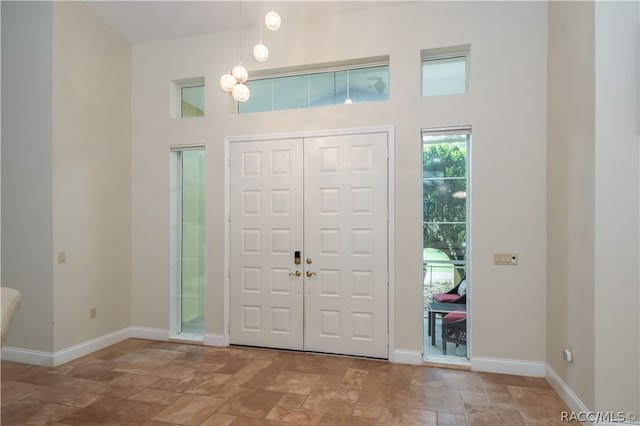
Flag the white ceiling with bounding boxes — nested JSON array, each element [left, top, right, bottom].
[[85, 1, 404, 45]]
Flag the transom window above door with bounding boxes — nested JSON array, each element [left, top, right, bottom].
[[238, 57, 389, 114]]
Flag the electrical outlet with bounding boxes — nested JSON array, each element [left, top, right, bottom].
[[89, 308, 97, 319], [563, 344, 574, 362], [493, 253, 518, 265]]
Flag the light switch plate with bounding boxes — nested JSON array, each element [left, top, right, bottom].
[[494, 253, 518, 265]]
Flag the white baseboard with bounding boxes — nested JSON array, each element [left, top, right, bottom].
[[545, 365, 640, 426], [471, 356, 546, 377], [1, 346, 54, 367], [130, 326, 169, 341], [2, 327, 225, 367], [1, 327, 131, 367], [545, 364, 589, 415], [52, 328, 130, 367], [6, 329, 422, 368], [390, 348, 423, 365], [204, 333, 227, 346]]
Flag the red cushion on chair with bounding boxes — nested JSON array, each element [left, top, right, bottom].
[[433, 294, 459, 303], [442, 312, 466, 322]]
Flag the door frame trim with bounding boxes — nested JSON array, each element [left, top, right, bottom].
[[223, 125, 396, 358]]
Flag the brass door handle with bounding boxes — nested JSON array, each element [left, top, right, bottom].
[[306, 271, 316, 277], [306, 258, 313, 264], [289, 270, 301, 277]]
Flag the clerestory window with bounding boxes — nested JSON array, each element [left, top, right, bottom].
[[238, 59, 389, 113], [421, 45, 470, 97]]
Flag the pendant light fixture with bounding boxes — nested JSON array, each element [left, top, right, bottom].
[[265, 10, 281, 31], [232, 82, 250, 102], [220, 71, 236, 92], [219, 1, 251, 102], [219, 5, 283, 102], [253, 13, 269, 62], [231, 1, 249, 101], [253, 43, 269, 62], [231, 64, 248, 83], [231, 66, 250, 102], [230, 67, 250, 101]]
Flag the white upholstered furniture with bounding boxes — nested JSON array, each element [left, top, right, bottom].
[[1, 287, 22, 346]]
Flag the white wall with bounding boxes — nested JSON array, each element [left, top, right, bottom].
[[547, 0, 640, 414], [546, 1, 596, 409], [593, 0, 639, 414], [1, 1, 55, 352], [131, 1, 548, 363], [0, 1, 131, 358], [52, 2, 132, 352]]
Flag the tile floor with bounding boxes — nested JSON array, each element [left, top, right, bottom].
[[1, 339, 575, 425]]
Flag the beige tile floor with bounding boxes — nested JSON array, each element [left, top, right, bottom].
[[1, 339, 575, 425]]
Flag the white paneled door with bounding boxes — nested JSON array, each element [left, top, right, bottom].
[[230, 138, 305, 351], [229, 133, 388, 358]]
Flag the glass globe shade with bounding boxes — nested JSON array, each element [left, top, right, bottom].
[[253, 43, 269, 63], [220, 72, 236, 92], [231, 64, 248, 83], [265, 11, 281, 31], [232, 83, 250, 102]]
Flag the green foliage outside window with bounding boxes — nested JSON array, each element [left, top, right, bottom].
[[423, 136, 467, 282]]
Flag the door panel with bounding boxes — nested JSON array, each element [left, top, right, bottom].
[[303, 133, 388, 358], [229, 139, 304, 350], [229, 133, 388, 358]]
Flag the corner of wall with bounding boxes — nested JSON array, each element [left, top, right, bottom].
[[51, 1, 133, 352]]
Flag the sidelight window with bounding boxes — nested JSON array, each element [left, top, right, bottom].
[[422, 127, 470, 360], [170, 147, 205, 339]]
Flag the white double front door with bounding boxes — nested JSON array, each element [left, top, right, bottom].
[[229, 132, 388, 358]]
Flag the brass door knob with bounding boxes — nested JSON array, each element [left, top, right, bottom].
[[306, 258, 313, 264], [289, 270, 301, 277], [306, 271, 316, 277]]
